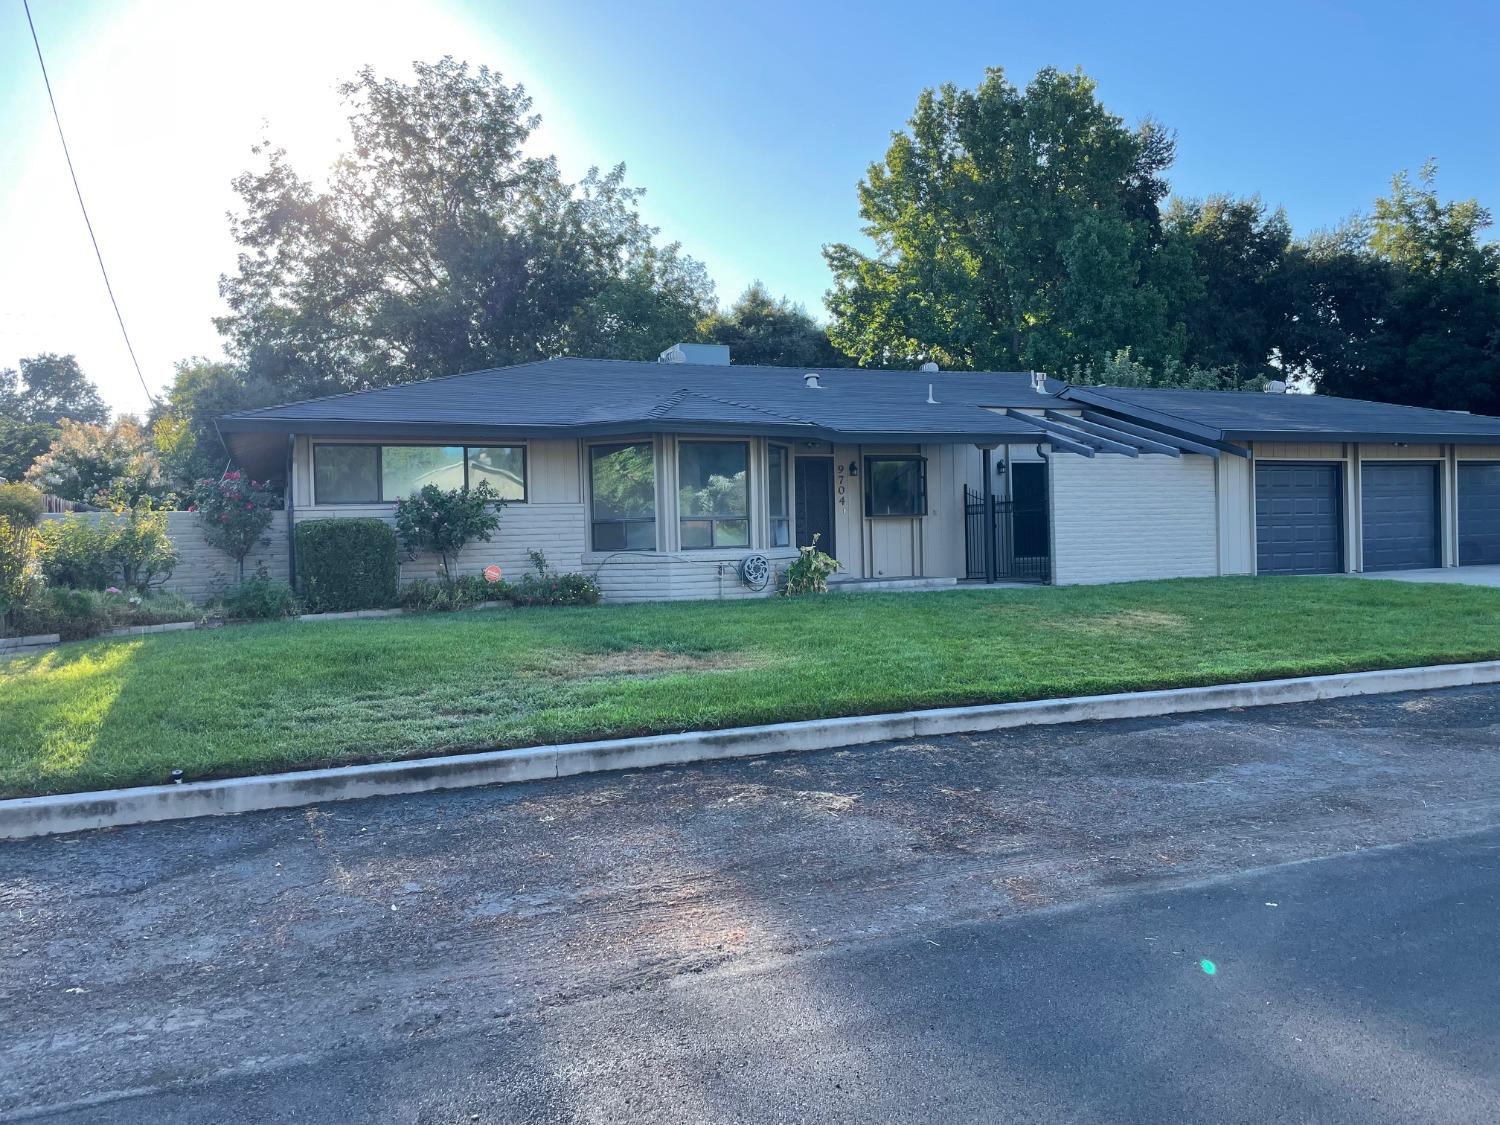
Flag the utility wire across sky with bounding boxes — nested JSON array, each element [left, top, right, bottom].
[[22, 0, 156, 407]]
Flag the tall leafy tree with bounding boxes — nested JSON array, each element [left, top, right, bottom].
[[1164, 196, 1292, 380], [1283, 164, 1500, 411], [824, 67, 1185, 372], [698, 282, 845, 366], [0, 353, 109, 427], [25, 418, 171, 506], [218, 58, 714, 399]]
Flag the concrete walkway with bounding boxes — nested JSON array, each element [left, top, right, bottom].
[[1351, 563, 1500, 587]]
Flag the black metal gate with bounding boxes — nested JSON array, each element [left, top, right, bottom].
[[964, 486, 1051, 583]]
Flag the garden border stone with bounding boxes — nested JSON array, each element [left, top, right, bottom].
[[4, 658, 1499, 840]]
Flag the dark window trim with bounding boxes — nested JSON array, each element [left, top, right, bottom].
[[590, 441, 658, 552], [863, 454, 928, 518], [311, 442, 527, 505], [677, 439, 752, 550]]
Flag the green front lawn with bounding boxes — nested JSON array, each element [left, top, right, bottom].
[[4, 576, 1500, 799]]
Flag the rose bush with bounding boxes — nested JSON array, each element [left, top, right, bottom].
[[189, 472, 281, 580]]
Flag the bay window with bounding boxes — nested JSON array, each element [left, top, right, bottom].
[[678, 441, 749, 549], [590, 442, 657, 550]]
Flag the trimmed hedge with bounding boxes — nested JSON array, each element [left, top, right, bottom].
[[295, 518, 398, 612]]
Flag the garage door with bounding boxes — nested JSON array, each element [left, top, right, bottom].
[[1361, 463, 1439, 571], [1459, 463, 1500, 565], [1256, 462, 1342, 575]]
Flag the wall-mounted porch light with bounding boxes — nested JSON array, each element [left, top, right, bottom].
[[848, 461, 859, 477]]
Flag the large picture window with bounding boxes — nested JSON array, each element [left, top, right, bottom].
[[678, 441, 749, 549], [864, 455, 927, 517], [590, 443, 656, 551], [312, 443, 526, 504], [768, 444, 790, 547]]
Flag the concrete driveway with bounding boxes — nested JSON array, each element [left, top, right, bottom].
[[1350, 563, 1500, 586], [4, 686, 1500, 1122]]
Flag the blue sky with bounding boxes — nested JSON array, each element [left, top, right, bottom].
[[2, 0, 1496, 413]]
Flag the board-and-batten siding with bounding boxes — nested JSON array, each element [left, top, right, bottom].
[[1049, 453, 1219, 584]]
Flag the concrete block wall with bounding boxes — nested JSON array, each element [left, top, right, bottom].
[[1049, 454, 1219, 585], [40, 511, 290, 603]]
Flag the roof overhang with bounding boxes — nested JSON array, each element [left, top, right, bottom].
[[218, 415, 1051, 449]]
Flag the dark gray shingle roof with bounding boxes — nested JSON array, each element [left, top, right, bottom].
[[1063, 386, 1500, 444], [219, 358, 1063, 443]]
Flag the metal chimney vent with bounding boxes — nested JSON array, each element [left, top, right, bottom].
[[920, 361, 939, 373], [1030, 371, 1048, 394], [803, 372, 823, 389]]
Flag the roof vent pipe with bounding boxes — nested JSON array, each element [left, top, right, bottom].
[[803, 372, 822, 389], [926, 384, 939, 405], [920, 361, 939, 373], [1030, 370, 1048, 394], [1263, 379, 1288, 394]]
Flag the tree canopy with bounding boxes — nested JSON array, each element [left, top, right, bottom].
[[698, 282, 845, 367], [0, 353, 110, 427], [824, 67, 1185, 373], [217, 58, 715, 400]]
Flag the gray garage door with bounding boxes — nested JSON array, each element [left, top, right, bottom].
[[1256, 462, 1342, 575], [1361, 463, 1439, 571], [1459, 463, 1500, 565]]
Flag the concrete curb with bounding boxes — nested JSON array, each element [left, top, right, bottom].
[[5, 659, 1500, 841]]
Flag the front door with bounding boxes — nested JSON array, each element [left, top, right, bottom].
[[794, 458, 836, 556]]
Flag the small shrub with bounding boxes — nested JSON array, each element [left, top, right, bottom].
[[295, 518, 399, 612], [36, 514, 114, 590], [220, 567, 297, 620], [0, 483, 45, 527], [394, 482, 502, 581], [782, 536, 841, 595], [399, 572, 511, 614], [506, 549, 601, 607], [189, 471, 280, 581], [34, 505, 177, 593], [107, 502, 177, 592]]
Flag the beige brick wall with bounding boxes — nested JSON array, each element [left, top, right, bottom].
[[1050, 454, 1219, 585]]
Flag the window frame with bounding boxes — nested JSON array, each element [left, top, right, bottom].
[[863, 454, 928, 518], [767, 442, 791, 548], [676, 439, 752, 551], [311, 442, 527, 506], [589, 441, 658, 552]]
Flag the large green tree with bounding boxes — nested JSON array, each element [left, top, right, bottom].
[[1163, 195, 1292, 380], [698, 282, 845, 367], [824, 67, 1187, 372], [1283, 164, 1500, 411], [217, 58, 715, 399], [0, 353, 109, 427]]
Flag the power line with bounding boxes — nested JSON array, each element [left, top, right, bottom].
[[22, 0, 156, 407]]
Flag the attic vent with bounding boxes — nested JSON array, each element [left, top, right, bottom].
[[803, 372, 823, 389], [920, 361, 939, 373], [1263, 379, 1289, 394], [1030, 370, 1048, 394]]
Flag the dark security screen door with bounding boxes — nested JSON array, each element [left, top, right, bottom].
[[795, 458, 835, 556]]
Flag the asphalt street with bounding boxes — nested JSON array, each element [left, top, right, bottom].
[[5, 686, 1500, 1122]]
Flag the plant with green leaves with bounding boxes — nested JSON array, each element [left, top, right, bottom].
[[781, 536, 840, 596], [507, 549, 600, 607], [0, 483, 45, 527], [220, 566, 297, 620], [295, 517, 398, 612], [189, 471, 281, 580], [394, 481, 503, 582], [0, 516, 40, 628]]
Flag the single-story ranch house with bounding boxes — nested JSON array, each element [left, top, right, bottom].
[[218, 342, 1500, 601]]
